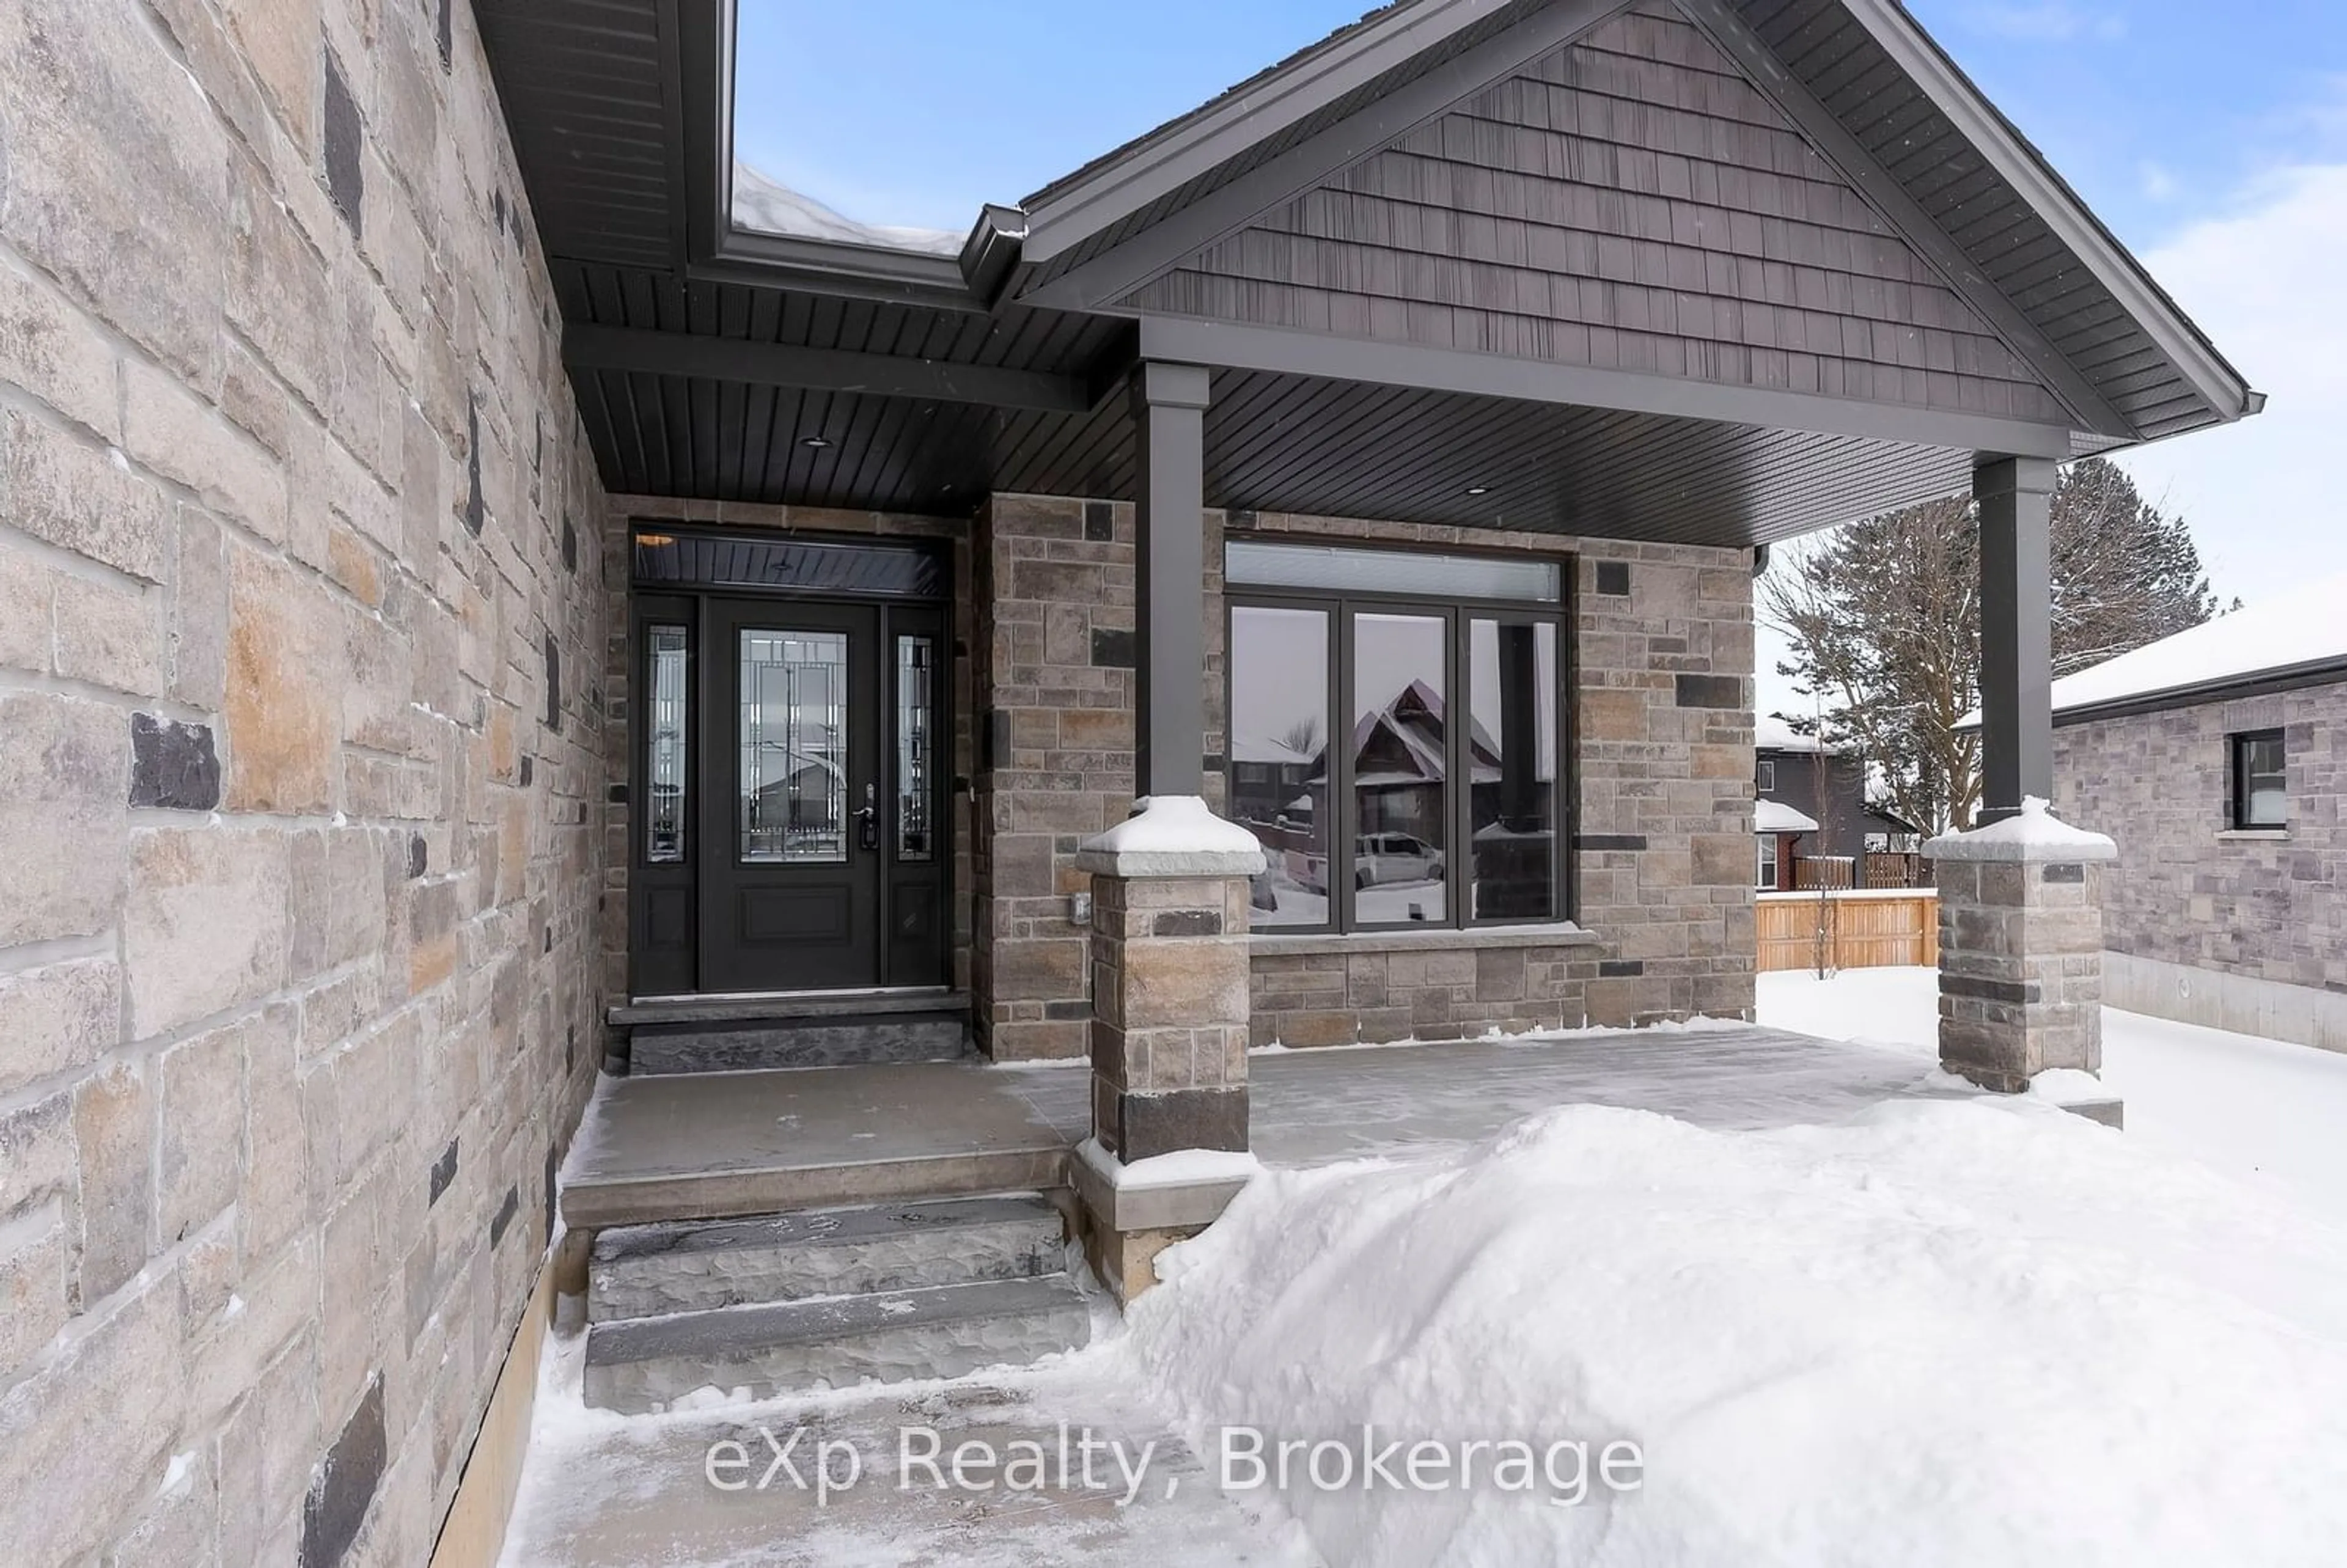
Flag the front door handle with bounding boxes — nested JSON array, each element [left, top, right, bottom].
[[856, 783, 880, 851]]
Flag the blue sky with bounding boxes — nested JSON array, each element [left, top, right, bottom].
[[735, 1, 2347, 251], [735, 2, 2347, 669]]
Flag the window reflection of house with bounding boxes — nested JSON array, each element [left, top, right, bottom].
[[744, 744, 843, 859]]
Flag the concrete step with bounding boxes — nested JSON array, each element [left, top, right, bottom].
[[587, 1195, 1067, 1322], [616, 993, 974, 1074], [628, 1016, 972, 1073], [581, 1273, 1093, 1413]]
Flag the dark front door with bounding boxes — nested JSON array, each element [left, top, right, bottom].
[[629, 557, 950, 997], [702, 600, 882, 991]]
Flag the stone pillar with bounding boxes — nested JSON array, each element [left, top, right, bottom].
[[1927, 804, 2118, 1094], [1070, 797, 1264, 1301]]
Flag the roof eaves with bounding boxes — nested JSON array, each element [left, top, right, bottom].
[[1836, 0, 2260, 430], [1016, 0, 1509, 265], [2044, 656, 2347, 730]]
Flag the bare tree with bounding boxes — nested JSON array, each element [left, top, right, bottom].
[[1765, 460, 2219, 833], [1276, 714, 1325, 758]]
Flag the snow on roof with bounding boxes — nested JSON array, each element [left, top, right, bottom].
[[732, 163, 961, 256], [1755, 798, 1821, 834], [2030, 574, 2347, 718], [1756, 716, 1840, 755]]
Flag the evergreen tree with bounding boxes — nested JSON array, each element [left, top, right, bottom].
[[1765, 460, 2219, 833]]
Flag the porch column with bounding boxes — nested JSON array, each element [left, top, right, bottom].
[[1974, 455, 2056, 822], [1071, 807, 1263, 1302], [1930, 455, 2118, 1113], [1131, 361, 1211, 796]]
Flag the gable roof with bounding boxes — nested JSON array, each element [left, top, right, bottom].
[[480, 0, 2260, 532], [1757, 716, 1843, 755], [1015, 0, 2257, 447]]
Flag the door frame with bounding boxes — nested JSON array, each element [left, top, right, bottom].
[[623, 527, 956, 999]]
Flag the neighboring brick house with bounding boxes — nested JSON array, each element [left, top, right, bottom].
[[0, 0, 2257, 1563], [2052, 581, 2347, 1051]]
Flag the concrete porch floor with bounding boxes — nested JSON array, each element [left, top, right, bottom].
[[559, 1025, 1948, 1228], [524, 1025, 1947, 1567]]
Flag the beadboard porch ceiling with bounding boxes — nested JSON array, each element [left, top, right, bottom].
[[477, 0, 2259, 544]]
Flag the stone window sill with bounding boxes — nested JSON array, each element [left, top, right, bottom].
[[1249, 922, 1601, 957], [2216, 829, 2290, 842]]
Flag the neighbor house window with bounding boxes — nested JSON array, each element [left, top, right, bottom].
[[2231, 730, 2287, 829], [1757, 759, 1776, 793], [1227, 542, 1566, 932], [1757, 835, 1779, 891]]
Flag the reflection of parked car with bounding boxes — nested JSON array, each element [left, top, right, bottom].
[[1354, 833, 1444, 888]]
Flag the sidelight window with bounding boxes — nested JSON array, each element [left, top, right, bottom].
[[645, 624, 689, 863], [1227, 543, 1567, 934], [896, 636, 935, 860]]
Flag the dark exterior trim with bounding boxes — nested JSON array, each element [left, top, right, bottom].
[[2048, 659, 2347, 729], [1975, 455, 2057, 818], [1133, 362, 1214, 796], [1021, 0, 1532, 264], [1019, 0, 1633, 310], [565, 324, 1098, 413], [1229, 546, 1572, 936], [1136, 316, 2077, 459], [1835, 0, 2257, 425], [1672, 0, 2129, 441]]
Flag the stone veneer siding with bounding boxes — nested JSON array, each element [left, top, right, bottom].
[[1251, 939, 1604, 1047], [595, 496, 979, 1028], [2056, 681, 2347, 1020], [972, 497, 1758, 1054], [0, 3, 607, 1564]]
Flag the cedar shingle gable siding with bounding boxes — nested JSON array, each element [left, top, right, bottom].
[[1124, 1, 2066, 426]]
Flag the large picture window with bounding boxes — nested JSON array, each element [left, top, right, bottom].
[[1227, 543, 1567, 933]]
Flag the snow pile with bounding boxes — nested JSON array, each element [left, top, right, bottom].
[[1760, 965, 2347, 1225], [1925, 795, 2116, 860], [1126, 1100, 2347, 1566], [731, 161, 962, 255]]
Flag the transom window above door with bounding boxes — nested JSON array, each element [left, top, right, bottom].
[[1226, 542, 1567, 934]]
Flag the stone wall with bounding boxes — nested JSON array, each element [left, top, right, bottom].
[[967, 497, 1756, 1055], [0, 2, 606, 1564], [2057, 684, 2347, 994], [972, 495, 1146, 1060], [1251, 935, 1604, 1046], [596, 496, 977, 1030]]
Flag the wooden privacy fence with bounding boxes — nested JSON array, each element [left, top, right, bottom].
[[1757, 890, 1939, 973]]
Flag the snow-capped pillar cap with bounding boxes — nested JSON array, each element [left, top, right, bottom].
[[1074, 795, 1268, 877], [1924, 796, 2118, 863]]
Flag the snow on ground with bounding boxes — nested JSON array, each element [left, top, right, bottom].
[[1126, 1096, 2347, 1567], [1759, 966, 2347, 1222]]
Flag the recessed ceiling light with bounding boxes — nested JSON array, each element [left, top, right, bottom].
[[803, 436, 831, 450], [1465, 485, 1491, 496]]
